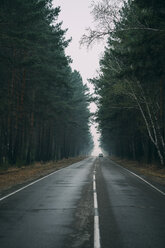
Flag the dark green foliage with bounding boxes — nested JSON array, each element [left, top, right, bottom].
[[92, 0, 165, 166], [0, 0, 93, 166]]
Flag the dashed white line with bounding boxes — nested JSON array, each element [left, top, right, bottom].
[[93, 179, 96, 190], [93, 171, 101, 248], [94, 215, 101, 248], [94, 192, 98, 209]]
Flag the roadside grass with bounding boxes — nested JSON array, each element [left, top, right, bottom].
[[0, 156, 86, 192], [110, 157, 165, 186]]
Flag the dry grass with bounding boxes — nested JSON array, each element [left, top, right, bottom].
[[0, 157, 86, 192], [111, 157, 165, 186]]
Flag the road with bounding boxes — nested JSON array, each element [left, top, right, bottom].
[[0, 157, 165, 248], [96, 157, 165, 248]]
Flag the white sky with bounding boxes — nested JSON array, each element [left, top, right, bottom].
[[53, 0, 103, 155]]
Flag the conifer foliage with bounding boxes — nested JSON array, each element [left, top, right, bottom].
[[91, 0, 165, 166], [0, 0, 93, 166]]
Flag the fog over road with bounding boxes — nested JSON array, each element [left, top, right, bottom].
[[0, 157, 165, 248]]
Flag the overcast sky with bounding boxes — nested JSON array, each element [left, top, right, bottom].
[[54, 0, 103, 82], [53, 0, 103, 155]]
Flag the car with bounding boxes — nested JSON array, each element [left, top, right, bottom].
[[99, 153, 103, 157]]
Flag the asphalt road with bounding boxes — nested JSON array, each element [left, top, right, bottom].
[[96, 157, 165, 248], [0, 157, 165, 248], [0, 157, 95, 248]]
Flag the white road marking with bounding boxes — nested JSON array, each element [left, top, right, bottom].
[[0, 168, 64, 202], [94, 216, 101, 248], [94, 192, 98, 209], [0, 158, 94, 202], [93, 179, 96, 191], [93, 172, 101, 248], [113, 161, 165, 196]]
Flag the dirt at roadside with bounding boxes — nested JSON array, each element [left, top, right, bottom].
[[0, 157, 86, 193], [111, 157, 165, 186]]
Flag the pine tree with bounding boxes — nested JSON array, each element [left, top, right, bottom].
[[0, 0, 93, 166], [90, 0, 165, 166]]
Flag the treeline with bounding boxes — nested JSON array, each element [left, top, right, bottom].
[[0, 0, 93, 166], [91, 0, 165, 166]]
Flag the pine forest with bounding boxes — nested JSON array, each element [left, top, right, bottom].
[[90, 0, 165, 167], [0, 0, 93, 167], [1, 0, 165, 169]]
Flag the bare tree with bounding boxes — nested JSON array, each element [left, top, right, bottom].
[[80, 0, 163, 47], [80, 0, 123, 47], [126, 80, 165, 166]]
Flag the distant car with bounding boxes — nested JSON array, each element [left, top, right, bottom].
[[99, 153, 103, 157]]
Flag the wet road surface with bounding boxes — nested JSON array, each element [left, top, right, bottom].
[[0, 157, 165, 248], [0, 157, 95, 248], [96, 157, 165, 248]]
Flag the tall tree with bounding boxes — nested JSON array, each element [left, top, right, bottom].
[[0, 0, 93, 166], [89, 0, 165, 166]]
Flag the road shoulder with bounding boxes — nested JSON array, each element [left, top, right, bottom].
[[0, 157, 87, 197], [110, 157, 165, 191]]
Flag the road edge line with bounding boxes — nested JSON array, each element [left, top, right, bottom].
[[111, 160, 165, 196], [0, 168, 64, 202], [0, 157, 94, 202]]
